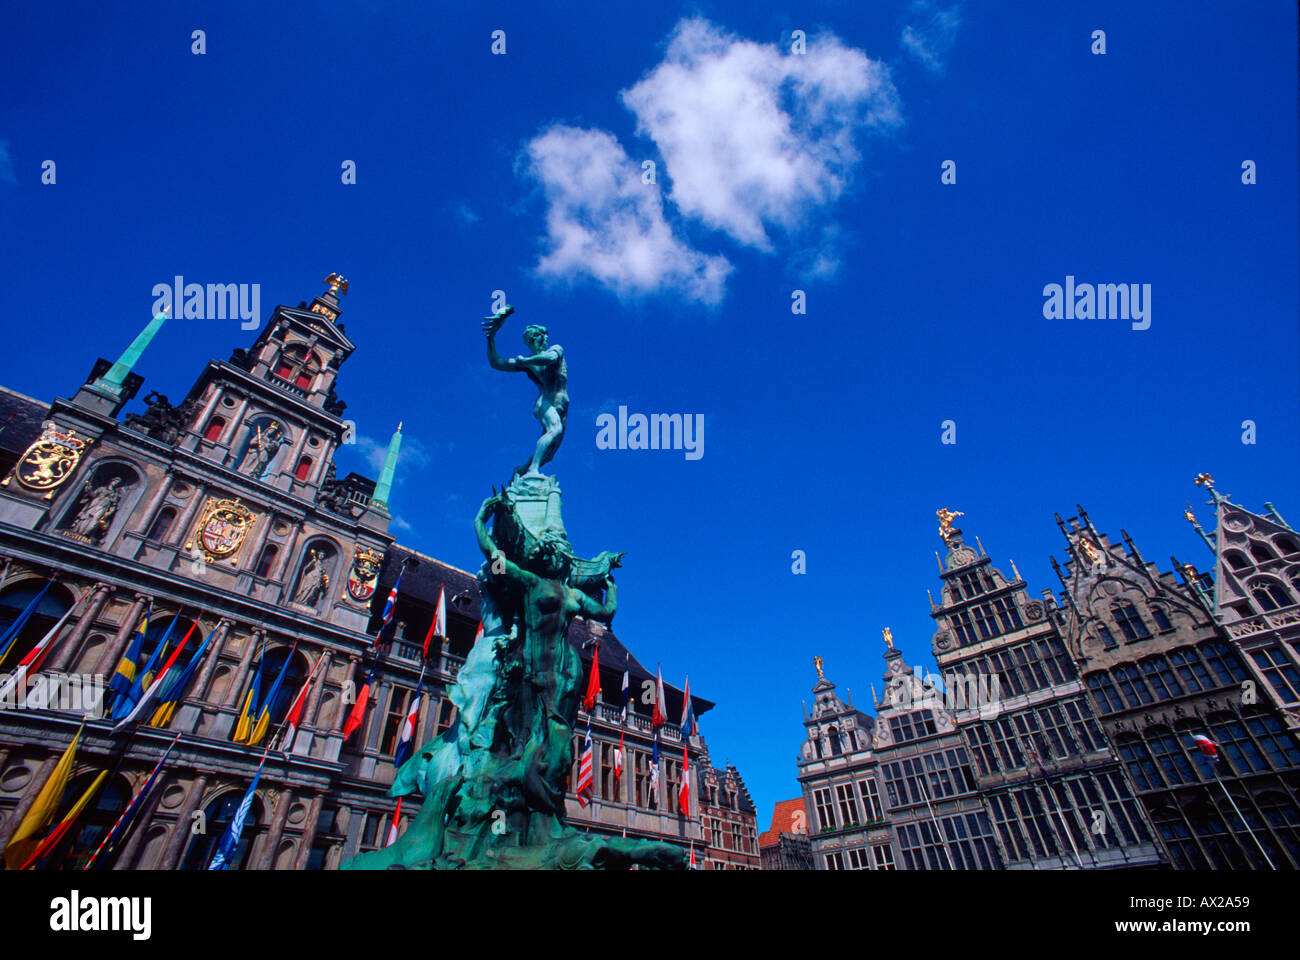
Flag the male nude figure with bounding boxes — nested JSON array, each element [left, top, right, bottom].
[[482, 306, 569, 478]]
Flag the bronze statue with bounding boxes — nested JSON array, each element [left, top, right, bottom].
[[482, 306, 569, 478]]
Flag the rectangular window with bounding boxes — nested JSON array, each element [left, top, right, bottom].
[[858, 777, 882, 822], [872, 844, 896, 870], [813, 787, 835, 831], [836, 783, 859, 826], [1252, 646, 1300, 705], [380, 686, 414, 756]]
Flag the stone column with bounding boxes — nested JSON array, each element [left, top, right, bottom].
[[116, 766, 169, 869], [335, 655, 361, 732], [303, 649, 332, 727], [134, 470, 176, 538], [159, 773, 209, 869], [255, 787, 294, 870], [50, 582, 112, 673], [222, 628, 263, 708], [7, 755, 59, 839], [172, 483, 209, 547], [92, 593, 150, 677], [293, 793, 325, 870], [190, 618, 233, 704]]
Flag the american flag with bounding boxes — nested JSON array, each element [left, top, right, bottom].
[[576, 726, 595, 807]]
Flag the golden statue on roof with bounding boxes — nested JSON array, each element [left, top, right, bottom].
[[324, 273, 349, 296], [813, 655, 824, 679], [937, 507, 964, 542], [1194, 472, 1214, 489], [882, 627, 894, 650]]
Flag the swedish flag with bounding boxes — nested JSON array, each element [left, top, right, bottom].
[[107, 604, 151, 713], [232, 633, 266, 744], [249, 642, 297, 746]]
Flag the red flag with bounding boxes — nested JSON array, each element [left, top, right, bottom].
[[581, 642, 601, 712], [1192, 734, 1219, 758], [342, 669, 373, 743], [385, 797, 403, 847], [277, 657, 321, 751], [576, 727, 595, 807], [474, 620, 484, 644], [423, 584, 446, 659], [678, 744, 690, 818], [651, 664, 667, 728], [614, 728, 624, 793]]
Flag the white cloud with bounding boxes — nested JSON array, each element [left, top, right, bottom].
[[620, 19, 901, 251], [352, 432, 433, 478], [901, 3, 961, 74], [525, 124, 732, 304]]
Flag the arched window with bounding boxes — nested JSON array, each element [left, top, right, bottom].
[[1225, 551, 1249, 571], [0, 580, 75, 670], [1277, 536, 1300, 556], [146, 507, 176, 541], [203, 416, 227, 442], [294, 455, 313, 482], [239, 645, 307, 736], [1250, 542, 1275, 563], [1251, 579, 1293, 612], [1151, 606, 1173, 631], [255, 544, 278, 578], [180, 791, 265, 870]]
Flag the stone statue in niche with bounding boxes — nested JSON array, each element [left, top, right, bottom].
[[69, 476, 127, 539], [240, 420, 288, 480], [294, 548, 331, 606]]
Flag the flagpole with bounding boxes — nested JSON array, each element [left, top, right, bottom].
[[271, 650, 325, 752], [1212, 762, 1276, 870], [915, 776, 956, 870]]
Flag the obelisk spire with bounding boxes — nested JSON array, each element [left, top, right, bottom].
[[372, 421, 403, 509], [98, 308, 170, 391]]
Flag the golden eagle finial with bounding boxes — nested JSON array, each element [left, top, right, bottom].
[[324, 273, 349, 296]]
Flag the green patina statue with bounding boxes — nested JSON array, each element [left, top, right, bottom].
[[341, 307, 684, 870]]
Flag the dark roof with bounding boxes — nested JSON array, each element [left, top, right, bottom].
[[0, 387, 49, 454], [375, 543, 715, 717], [709, 764, 757, 814]]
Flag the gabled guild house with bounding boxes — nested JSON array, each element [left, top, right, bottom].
[[0, 278, 748, 869]]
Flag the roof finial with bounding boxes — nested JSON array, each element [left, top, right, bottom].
[[813, 655, 824, 680], [882, 627, 894, 650], [937, 507, 964, 544]]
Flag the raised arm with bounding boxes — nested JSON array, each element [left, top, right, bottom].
[[474, 494, 534, 587], [482, 306, 517, 371], [569, 575, 617, 623]]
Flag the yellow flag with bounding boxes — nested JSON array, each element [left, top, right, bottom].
[[18, 770, 108, 870], [249, 706, 272, 746], [4, 724, 83, 869], [232, 688, 254, 743]]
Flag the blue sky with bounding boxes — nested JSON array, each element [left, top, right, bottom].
[[1, 1, 1296, 827]]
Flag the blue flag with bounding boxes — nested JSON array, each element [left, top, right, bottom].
[[208, 757, 266, 870]]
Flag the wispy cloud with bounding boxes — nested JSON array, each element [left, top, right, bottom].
[[453, 201, 480, 225], [521, 18, 900, 304], [524, 125, 732, 304], [622, 19, 901, 251], [0, 140, 16, 185], [352, 432, 434, 478], [901, 2, 962, 74]]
